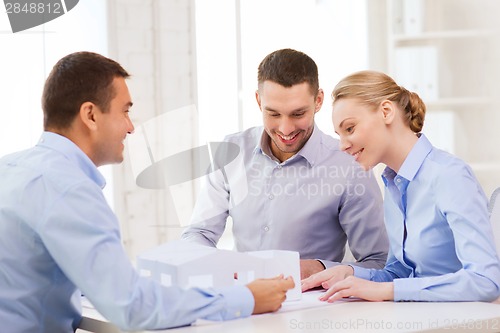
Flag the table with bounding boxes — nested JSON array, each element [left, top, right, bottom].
[[80, 294, 500, 333]]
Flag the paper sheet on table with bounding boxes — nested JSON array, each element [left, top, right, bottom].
[[192, 290, 337, 327], [277, 290, 332, 313]]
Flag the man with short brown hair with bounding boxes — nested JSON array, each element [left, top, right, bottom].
[[183, 48, 389, 279]]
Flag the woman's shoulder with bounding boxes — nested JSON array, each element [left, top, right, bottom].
[[426, 147, 470, 171]]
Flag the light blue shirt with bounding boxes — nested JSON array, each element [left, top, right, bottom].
[[0, 132, 253, 333], [182, 125, 388, 269], [354, 134, 500, 301]]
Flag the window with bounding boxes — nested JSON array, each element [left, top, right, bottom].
[[195, 0, 370, 143]]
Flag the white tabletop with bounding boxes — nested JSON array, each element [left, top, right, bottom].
[[80, 293, 500, 333]]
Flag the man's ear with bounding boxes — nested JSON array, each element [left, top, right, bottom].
[[255, 90, 262, 110], [314, 89, 324, 113], [380, 100, 396, 124], [79, 102, 98, 131]]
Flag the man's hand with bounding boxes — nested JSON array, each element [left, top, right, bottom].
[[301, 265, 354, 292], [319, 276, 394, 302], [300, 259, 325, 280], [246, 275, 295, 314]]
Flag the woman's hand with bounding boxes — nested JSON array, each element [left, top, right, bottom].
[[319, 276, 394, 302]]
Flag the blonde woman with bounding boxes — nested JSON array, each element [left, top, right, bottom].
[[301, 70, 500, 302]]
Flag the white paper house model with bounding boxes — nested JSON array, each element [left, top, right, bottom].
[[137, 240, 301, 301]]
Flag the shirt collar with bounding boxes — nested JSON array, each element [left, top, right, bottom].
[[255, 124, 320, 167], [37, 131, 106, 188], [382, 133, 433, 185]]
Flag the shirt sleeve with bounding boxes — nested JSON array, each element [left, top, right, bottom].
[[336, 166, 389, 269], [39, 180, 254, 330], [394, 164, 500, 302], [352, 248, 413, 282], [181, 166, 230, 247]]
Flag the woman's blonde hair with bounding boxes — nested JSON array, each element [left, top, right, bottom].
[[332, 70, 426, 133]]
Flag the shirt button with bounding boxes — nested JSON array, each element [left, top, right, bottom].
[[263, 226, 270, 232], [396, 178, 401, 183], [269, 194, 274, 200], [277, 165, 282, 169]]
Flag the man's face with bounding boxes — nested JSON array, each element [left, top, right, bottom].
[[93, 77, 134, 166], [256, 81, 323, 162]]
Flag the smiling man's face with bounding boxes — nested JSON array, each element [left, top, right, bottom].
[[257, 80, 323, 162]]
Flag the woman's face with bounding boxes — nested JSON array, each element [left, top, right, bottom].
[[332, 98, 389, 171]]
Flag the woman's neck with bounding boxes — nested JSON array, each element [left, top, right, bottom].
[[384, 130, 419, 173]]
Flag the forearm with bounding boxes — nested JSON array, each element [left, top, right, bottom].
[[347, 256, 387, 269], [181, 212, 229, 247], [340, 171, 389, 271], [352, 259, 408, 283], [181, 227, 219, 247], [99, 283, 254, 330], [320, 258, 385, 270], [394, 270, 500, 302]]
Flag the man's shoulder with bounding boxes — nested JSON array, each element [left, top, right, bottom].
[[313, 129, 351, 160], [310, 129, 370, 174], [316, 129, 340, 151], [223, 126, 263, 141], [2, 147, 89, 192]]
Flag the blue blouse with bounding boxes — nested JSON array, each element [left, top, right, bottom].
[[354, 134, 500, 301]]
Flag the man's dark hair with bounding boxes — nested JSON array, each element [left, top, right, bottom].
[[42, 51, 130, 130], [257, 48, 319, 95]]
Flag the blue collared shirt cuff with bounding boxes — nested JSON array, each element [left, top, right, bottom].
[[316, 259, 329, 269], [218, 285, 254, 320], [351, 265, 371, 280], [393, 278, 419, 301], [392, 278, 428, 302]]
